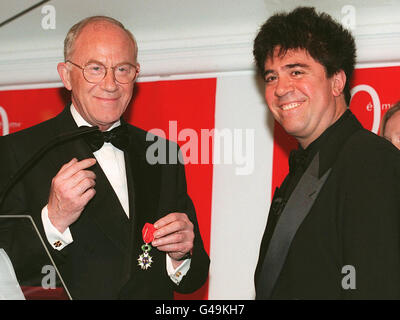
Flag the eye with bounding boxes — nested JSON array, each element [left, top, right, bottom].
[[291, 70, 304, 77], [264, 75, 277, 83], [116, 64, 131, 74], [85, 63, 104, 74]]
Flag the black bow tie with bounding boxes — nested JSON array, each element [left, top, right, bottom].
[[288, 148, 308, 175], [82, 124, 129, 152]]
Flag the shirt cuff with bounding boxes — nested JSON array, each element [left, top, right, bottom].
[[41, 205, 73, 251], [166, 254, 191, 285]]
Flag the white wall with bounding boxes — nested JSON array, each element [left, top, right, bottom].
[[1, 0, 400, 89], [209, 71, 274, 299]]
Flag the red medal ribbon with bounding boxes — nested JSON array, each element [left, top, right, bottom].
[[142, 223, 156, 244]]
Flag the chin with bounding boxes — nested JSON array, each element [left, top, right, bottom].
[[96, 108, 123, 119], [280, 120, 305, 134]]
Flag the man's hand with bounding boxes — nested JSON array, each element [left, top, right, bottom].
[[152, 212, 194, 267], [48, 158, 97, 233]]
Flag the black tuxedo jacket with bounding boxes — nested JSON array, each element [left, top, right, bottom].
[[0, 106, 209, 299], [255, 111, 400, 299]]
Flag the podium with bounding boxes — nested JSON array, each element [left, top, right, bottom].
[[0, 215, 72, 300]]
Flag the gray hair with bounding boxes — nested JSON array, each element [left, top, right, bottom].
[[63, 15, 138, 61]]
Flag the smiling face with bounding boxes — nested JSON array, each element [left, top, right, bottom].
[[383, 111, 400, 150], [58, 21, 139, 131], [264, 48, 347, 148]]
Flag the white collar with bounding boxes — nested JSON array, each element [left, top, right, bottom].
[[70, 104, 121, 131]]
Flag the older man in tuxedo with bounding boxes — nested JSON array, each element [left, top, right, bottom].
[[0, 16, 209, 299]]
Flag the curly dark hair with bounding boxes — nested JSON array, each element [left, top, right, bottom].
[[253, 7, 356, 105]]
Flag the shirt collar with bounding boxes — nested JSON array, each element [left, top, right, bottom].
[[70, 104, 121, 132], [292, 109, 363, 178]]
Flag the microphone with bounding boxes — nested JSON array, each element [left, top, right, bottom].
[[0, 126, 99, 210]]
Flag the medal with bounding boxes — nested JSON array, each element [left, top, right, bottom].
[[138, 223, 156, 270]]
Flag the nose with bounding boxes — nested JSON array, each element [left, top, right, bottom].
[[99, 68, 118, 92], [275, 75, 294, 97]]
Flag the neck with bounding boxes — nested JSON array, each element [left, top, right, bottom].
[[98, 124, 113, 132], [69, 104, 120, 132], [298, 99, 347, 149]]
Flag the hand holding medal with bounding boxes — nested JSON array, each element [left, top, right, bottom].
[[138, 213, 194, 270]]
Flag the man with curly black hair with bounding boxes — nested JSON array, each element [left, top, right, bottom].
[[254, 7, 400, 299]]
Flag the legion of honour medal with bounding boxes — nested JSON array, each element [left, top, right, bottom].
[[138, 223, 156, 270]]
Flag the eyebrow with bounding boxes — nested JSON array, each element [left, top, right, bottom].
[[86, 59, 104, 64], [264, 63, 310, 77], [85, 59, 134, 66]]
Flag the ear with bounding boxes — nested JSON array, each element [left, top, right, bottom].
[[134, 62, 141, 81], [331, 70, 346, 97], [57, 62, 72, 91]]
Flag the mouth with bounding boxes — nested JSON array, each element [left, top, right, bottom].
[[94, 96, 120, 102], [280, 101, 303, 111]]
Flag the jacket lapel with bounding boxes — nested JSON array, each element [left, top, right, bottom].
[[256, 153, 332, 299], [117, 126, 162, 278], [46, 106, 91, 170], [125, 127, 162, 239], [83, 160, 131, 254]]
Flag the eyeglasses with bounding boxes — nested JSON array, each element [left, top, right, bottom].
[[66, 60, 139, 84]]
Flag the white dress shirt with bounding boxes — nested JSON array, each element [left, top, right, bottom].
[[41, 104, 190, 284]]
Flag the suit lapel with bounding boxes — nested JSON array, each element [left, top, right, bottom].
[[256, 153, 332, 299], [46, 106, 91, 170], [83, 159, 131, 254], [256, 185, 286, 270], [125, 127, 162, 238]]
